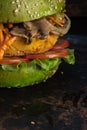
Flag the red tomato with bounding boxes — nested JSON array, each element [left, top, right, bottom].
[[0, 58, 29, 64], [51, 39, 69, 50], [0, 39, 69, 64], [25, 39, 69, 60], [25, 49, 68, 59]]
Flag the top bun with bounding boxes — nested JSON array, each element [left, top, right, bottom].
[[0, 0, 65, 23]]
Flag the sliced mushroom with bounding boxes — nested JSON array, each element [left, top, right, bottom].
[[10, 15, 71, 43], [10, 26, 31, 43], [24, 18, 52, 39]]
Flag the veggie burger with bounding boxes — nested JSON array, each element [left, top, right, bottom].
[[0, 0, 75, 87]]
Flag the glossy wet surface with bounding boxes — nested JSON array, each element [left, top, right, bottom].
[[0, 34, 87, 130]]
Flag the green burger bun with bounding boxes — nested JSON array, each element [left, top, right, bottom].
[[0, 0, 75, 88], [0, 49, 75, 88], [0, 0, 65, 23], [0, 59, 60, 87]]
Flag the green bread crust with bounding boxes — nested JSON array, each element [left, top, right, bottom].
[[0, 49, 75, 88], [0, 0, 65, 23], [0, 59, 60, 88]]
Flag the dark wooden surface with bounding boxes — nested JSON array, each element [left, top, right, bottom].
[[0, 17, 87, 130], [0, 1, 87, 129]]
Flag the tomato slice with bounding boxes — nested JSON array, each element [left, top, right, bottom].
[[0, 39, 69, 64], [51, 39, 69, 50], [25, 49, 68, 59], [0, 58, 29, 64], [25, 39, 69, 59], [0, 49, 68, 64]]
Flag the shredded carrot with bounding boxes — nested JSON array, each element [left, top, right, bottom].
[[7, 23, 13, 29], [0, 36, 16, 59], [0, 24, 4, 44], [0, 24, 16, 59], [46, 14, 65, 27], [0, 29, 4, 44]]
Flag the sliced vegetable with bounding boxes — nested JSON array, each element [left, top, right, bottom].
[[0, 36, 16, 59], [63, 49, 75, 64], [0, 24, 4, 43], [25, 39, 69, 59], [51, 39, 69, 50], [25, 49, 68, 59], [0, 57, 29, 64]]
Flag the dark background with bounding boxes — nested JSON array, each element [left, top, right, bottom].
[[66, 0, 87, 17], [0, 1, 87, 130], [66, 0, 87, 35]]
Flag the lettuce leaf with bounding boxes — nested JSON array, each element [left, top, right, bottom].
[[63, 49, 75, 64], [0, 49, 75, 72]]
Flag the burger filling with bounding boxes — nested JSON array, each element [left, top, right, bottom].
[[0, 13, 75, 68], [0, 14, 71, 58]]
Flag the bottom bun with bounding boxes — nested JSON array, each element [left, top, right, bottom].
[[0, 58, 60, 88]]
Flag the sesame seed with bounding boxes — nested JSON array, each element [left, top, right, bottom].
[[59, 0, 63, 2], [48, 0, 50, 2], [35, 11, 37, 14], [37, 13, 40, 17], [25, 5, 29, 9], [55, 6, 58, 10], [27, 10, 30, 14], [14, 9, 19, 13], [34, 3, 39, 7], [12, 1, 15, 4], [15, 0, 19, 3], [49, 7, 53, 11], [50, 4, 54, 7], [20, 1, 23, 5], [17, 4, 21, 8], [61, 7, 63, 10], [30, 14, 33, 18], [31, 7, 35, 10], [50, 0, 54, 4]]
